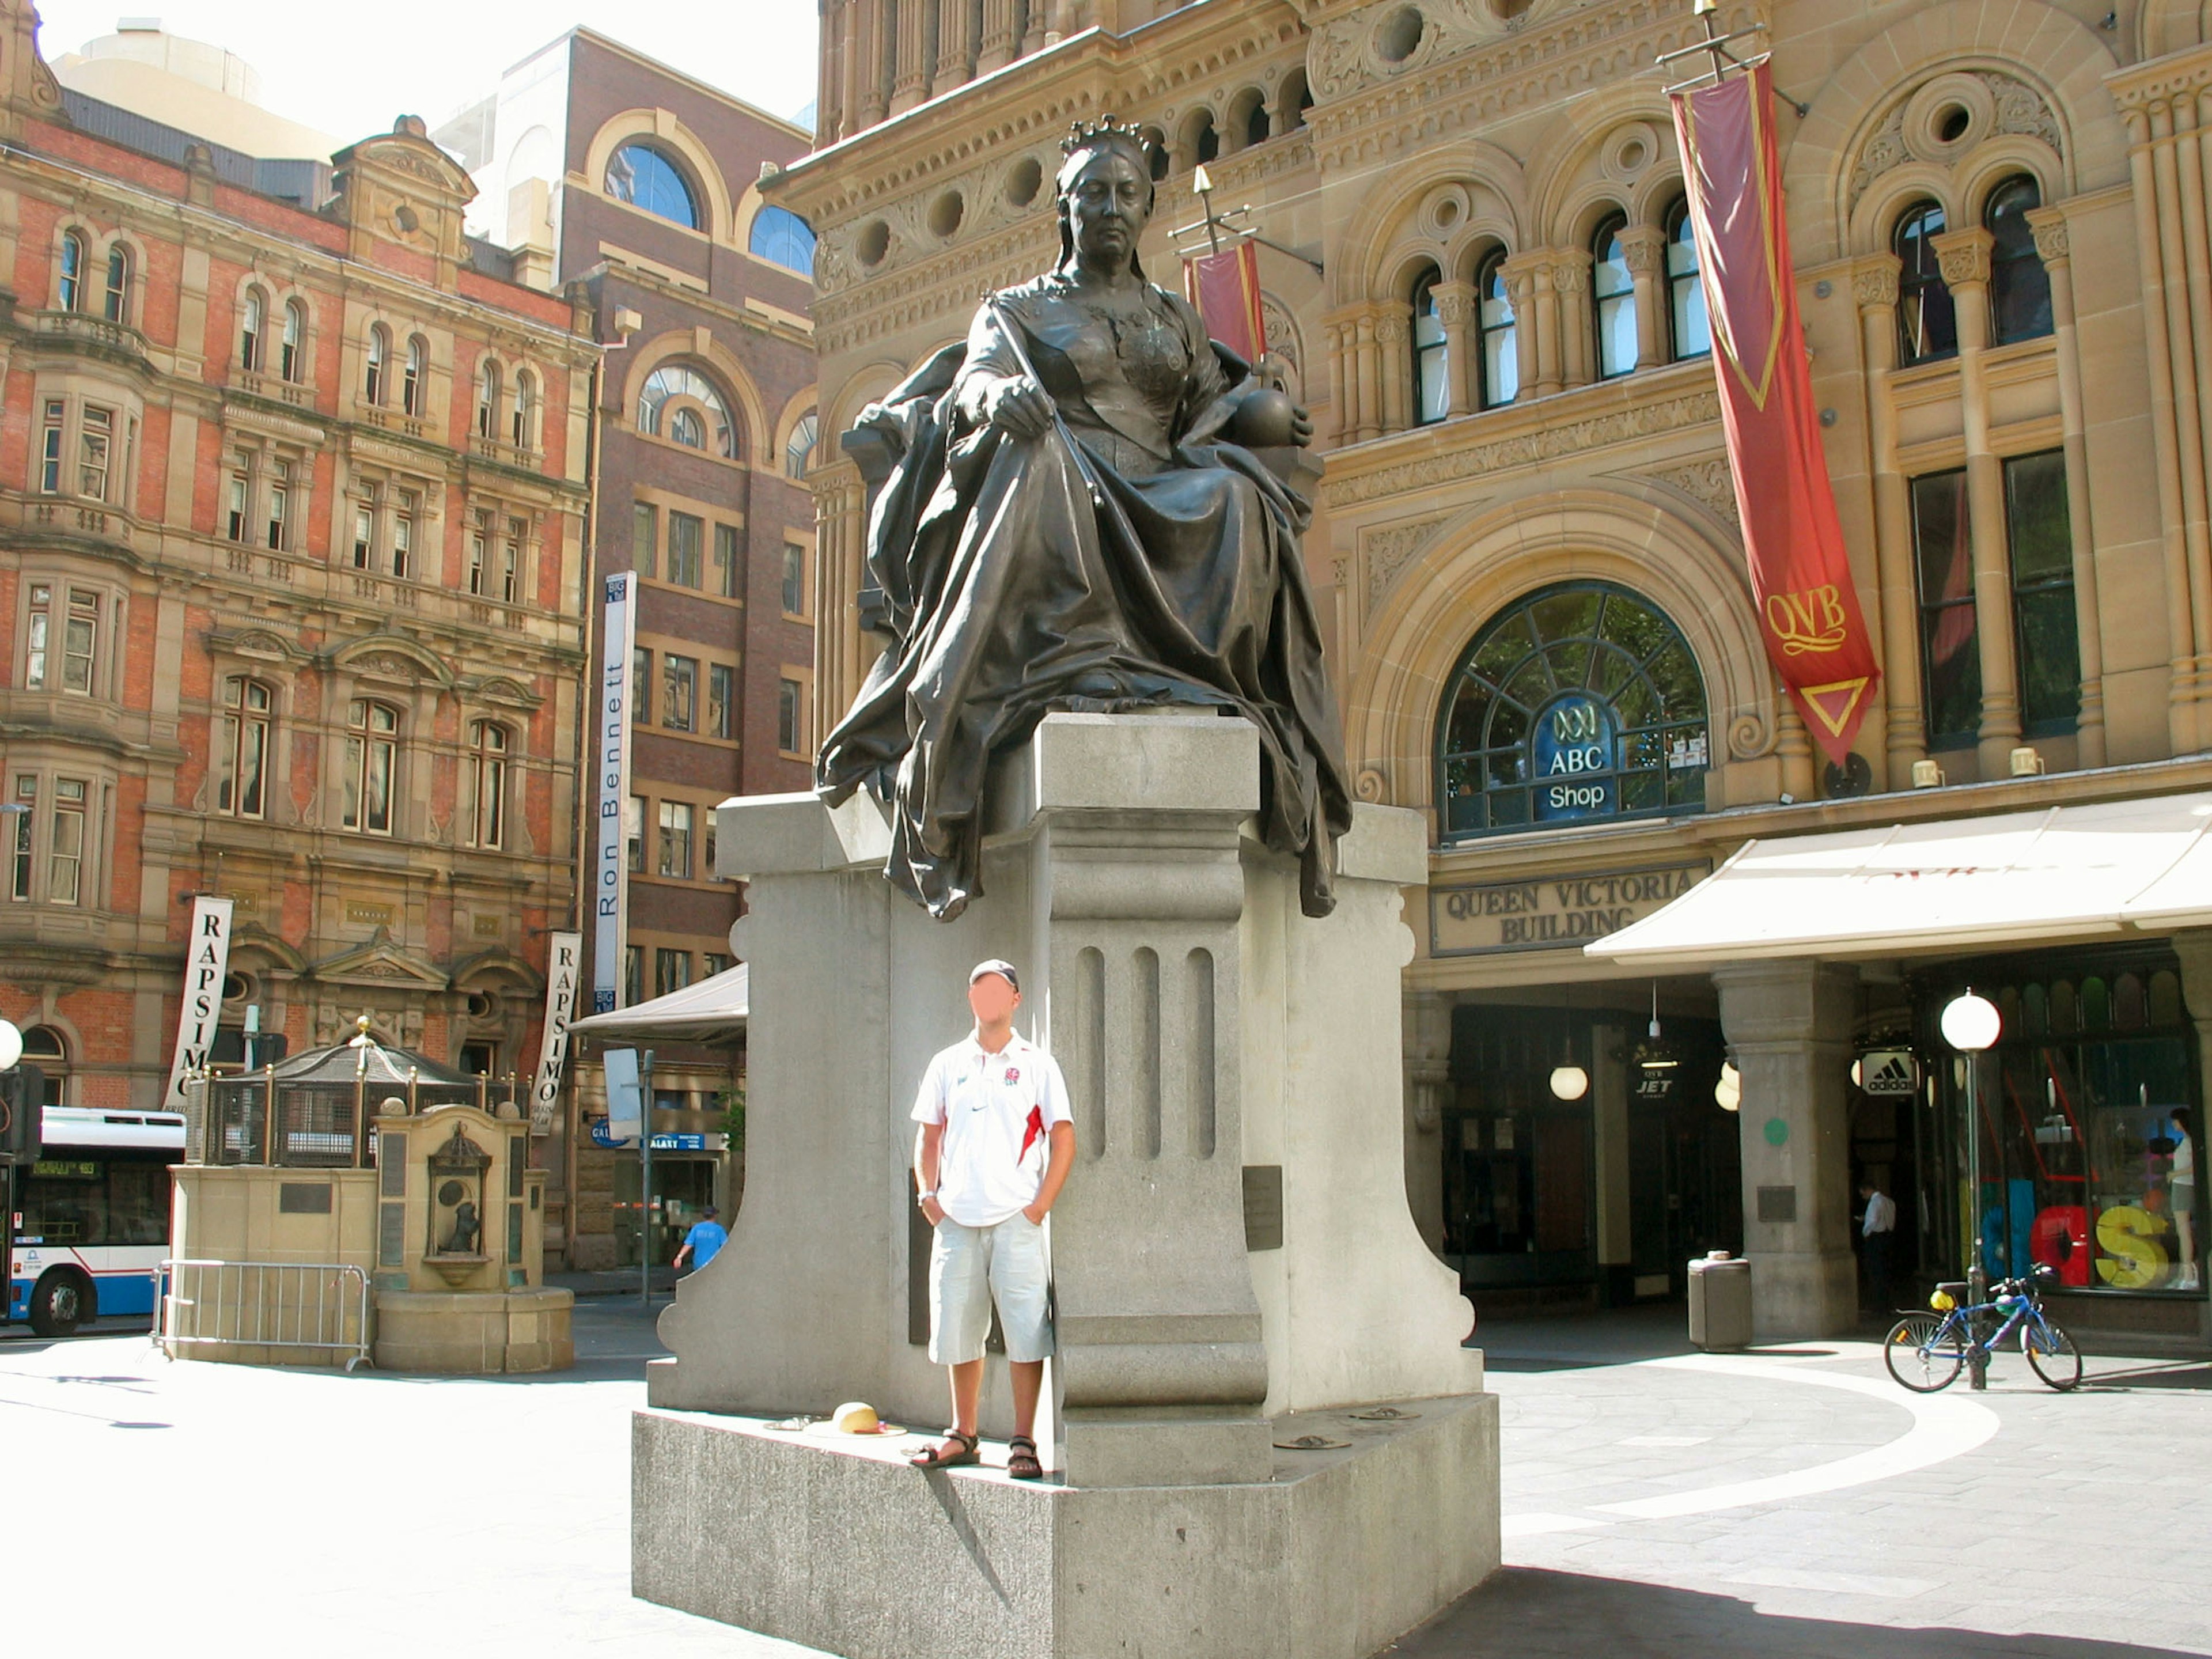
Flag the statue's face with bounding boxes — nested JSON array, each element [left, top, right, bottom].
[[1062, 146, 1150, 272]]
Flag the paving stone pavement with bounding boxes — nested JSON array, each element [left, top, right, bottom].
[[2, 1300, 2205, 1656]]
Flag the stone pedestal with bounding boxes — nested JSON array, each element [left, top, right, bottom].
[[1714, 959, 1861, 1339], [637, 713, 1496, 1654]]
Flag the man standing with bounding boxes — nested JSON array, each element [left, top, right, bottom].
[[910, 960, 1076, 1480], [1859, 1180, 1897, 1311], [673, 1205, 726, 1276]]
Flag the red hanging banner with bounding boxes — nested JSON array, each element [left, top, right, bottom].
[[1182, 240, 1267, 366], [1671, 63, 1880, 765]]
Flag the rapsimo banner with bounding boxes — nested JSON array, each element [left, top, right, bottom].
[[528, 929, 582, 1135], [163, 895, 233, 1109], [592, 573, 637, 1014], [1671, 62, 1881, 764], [1181, 240, 1266, 366]]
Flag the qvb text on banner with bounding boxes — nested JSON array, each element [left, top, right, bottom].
[[1671, 62, 1881, 764], [1181, 240, 1266, 366]]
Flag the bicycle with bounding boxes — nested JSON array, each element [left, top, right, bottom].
[[1883, 1261, 2082, 1392]]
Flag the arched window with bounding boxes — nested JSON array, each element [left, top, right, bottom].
[[1476, 251, 1518, 410], [605, 142, 700, 229], [1187, 108, 1219, 168], [104, 244, 130, 323], [214, 676, 272, 819], [1410, 265, 1449, 427], [365, 325, 389, 404], [279, 299, 306, 382], [469, 721, 509, 849], [1593, 213, 1637, 380], [57, 230, 84, 311], [512, 369, 536, 448], [240, 289, 266, 371], [637, 363, 738, 458], [1895, 200, 1956, 365], [1281, 68, 1313, 131], [748, 207, 816, 276], [342, 699, 399, 835], [1139, 125, 1170, 181], [1664, 197, 1709, 359], [21, 1025, 67, 1107], [1986, 175, 2052, 346], [476, 359, 501, 439], [403, 336, 427, 416], [785, 411, 818, 480], [1437, 582, 1709, 838], [1228, 87, 1269, 149]]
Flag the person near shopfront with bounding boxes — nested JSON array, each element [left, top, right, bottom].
[[2172, 1109, 2199, 1290], [1859, 1180, 1897, 1311], [673, 1205, 727, 1276], [909, 959, 1077, 1480]]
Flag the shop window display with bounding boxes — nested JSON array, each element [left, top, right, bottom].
[[1437, 582, 1708, 839], [1922, 955, 2203, 1297]]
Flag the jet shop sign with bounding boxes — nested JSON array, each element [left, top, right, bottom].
[[1431, 862, 1709, 956]]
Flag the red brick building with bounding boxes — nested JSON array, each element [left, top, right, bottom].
[[0, 0, 595, 1181], [437, 31, 816, 1267]]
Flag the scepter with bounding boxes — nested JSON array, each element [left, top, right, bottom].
[[983, 291, 1108, 512]]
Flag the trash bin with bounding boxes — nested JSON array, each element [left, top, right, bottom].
[[1688, 1251, 1752, 1351]]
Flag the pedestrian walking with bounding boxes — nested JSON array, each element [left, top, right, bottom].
[[673, 1205, 727, 1275], [908, 959, 1076, 1480], [1859, 1180, 1897, 1311], [2170, 1108, 2198, 1290]]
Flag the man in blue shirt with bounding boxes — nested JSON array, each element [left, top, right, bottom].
[[673, 1206, 727, 1275]]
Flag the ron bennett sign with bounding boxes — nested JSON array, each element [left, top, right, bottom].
[[1431, 862, 1708, 956]]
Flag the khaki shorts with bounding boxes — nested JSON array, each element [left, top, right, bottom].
[[929, 1214, 1053, 1365]]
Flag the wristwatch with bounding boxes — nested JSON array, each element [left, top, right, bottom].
[[918, 1189, 937, 1205]]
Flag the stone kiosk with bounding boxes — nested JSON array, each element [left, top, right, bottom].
[[171, 1030, 571, 1373], [632, 715, 1499, 1658]]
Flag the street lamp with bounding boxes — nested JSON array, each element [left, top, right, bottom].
[[1941, 990, 2002, 1389], [0, 1017, 20, 1073]]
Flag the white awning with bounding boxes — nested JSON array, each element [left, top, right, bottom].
[[567, 963, 749, 1045], [1584, 792, 2212, 969]]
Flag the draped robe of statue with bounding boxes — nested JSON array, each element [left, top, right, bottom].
[[816, 272, 1354, 921]]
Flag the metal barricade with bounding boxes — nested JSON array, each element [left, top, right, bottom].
[[157, 1259, 374, 1372]]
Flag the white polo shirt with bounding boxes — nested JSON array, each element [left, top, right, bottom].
[[912, 1029, 1072, 1227]]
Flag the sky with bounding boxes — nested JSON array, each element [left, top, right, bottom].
[[32, 1, 822, 141]]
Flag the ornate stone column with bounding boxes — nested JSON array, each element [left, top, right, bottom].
[[857, 0, 889, 126], [1551, 249, 1593, 389], [1375, 301, 1414, 435], [934, 0, 978, 95], [1431, 280, 1476, 418], [977, 0, 1021, 72], [819, 0, 848, 142], [1713, 959, 1860, 1339], [1621, 226, 1667, 371], [1855, 253, 1925, 787], [1499, 252, 1555, 399], [889, 0, 930, 113], [1322, 313, 1351, 446], [1353, 306, 1382, 442], [1931, 225, 2024, 775], [2025, 206, 2107, 767]]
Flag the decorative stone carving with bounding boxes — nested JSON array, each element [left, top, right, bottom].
[[1851, 258, 1901, 309], [1728, 712, 1774, 760], [1932, 226, 1993, 288], [1619, 226, 1666, 277], [1259, 290, 1305, 402], [2028, 213, 2070, 265], [1645, 457, 1740, 529], [1849, 71, 2065, 209], [1362, 513, 1458, 612], [1321, 387, 1722, 507], [1354, 767, 1389, 804]]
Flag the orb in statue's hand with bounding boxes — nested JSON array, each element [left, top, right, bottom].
[[1227, 387, 1309, 449]]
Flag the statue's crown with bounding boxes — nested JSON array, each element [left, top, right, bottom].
[[1061, 114, 1150, 157]]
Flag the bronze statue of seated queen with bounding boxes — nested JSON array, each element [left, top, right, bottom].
[[817, 116, 1353, 922]]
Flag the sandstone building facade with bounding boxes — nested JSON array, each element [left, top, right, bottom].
[[781, 0, 2212, 1342], [0, 3, 594, 1178]]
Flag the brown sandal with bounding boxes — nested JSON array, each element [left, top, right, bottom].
[[1007, 1435, 1043, 1480], [910, 1429, 980, 1470]]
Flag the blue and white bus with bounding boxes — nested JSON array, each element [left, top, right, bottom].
[[4, 1105, 184, 1336]]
